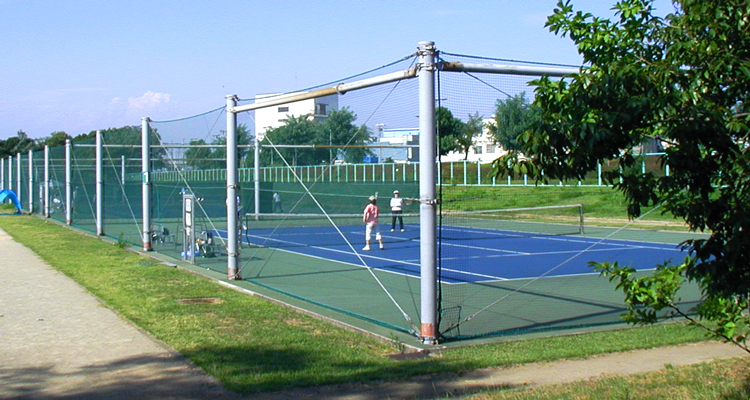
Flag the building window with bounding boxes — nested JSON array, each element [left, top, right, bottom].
[[474, 145, 483, 154], [278, 106, 289, 113], [486, 143, 495, 153], [316, 103, 327, 115]]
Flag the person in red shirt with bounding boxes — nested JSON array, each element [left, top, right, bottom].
[[362, 195, 384, 251]]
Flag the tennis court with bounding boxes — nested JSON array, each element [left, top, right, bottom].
[[235, 212, 684, 285], [194, 209, 700, 341]]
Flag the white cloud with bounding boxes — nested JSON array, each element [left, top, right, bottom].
[[127, 91, 171, 113]]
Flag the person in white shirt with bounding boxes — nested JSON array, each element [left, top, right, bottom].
[[390, 190, 405, 232], [273, 192, 283, 213]]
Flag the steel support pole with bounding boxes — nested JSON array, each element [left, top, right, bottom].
[[44, 147, 49, 218], [16, 153, 21, 205], [142, 118, 152, 250], [226, 95, 240, 280], [8, 157, 13, 195], [28, 150, 33, 214], [65, 140, 71, 224], [1, 157, 4, 189], [417, 41, 438, 345], [254, 125, 260, 218], [96, 130, 103, 236]]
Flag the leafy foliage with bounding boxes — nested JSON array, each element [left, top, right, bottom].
[[493, 0, 750, 350], [260, 107, 371, 166], [0, 130, 38, 157], [436, 106, 465, 156], [488, 92, 539, 152], [183, 124, 252, 170]]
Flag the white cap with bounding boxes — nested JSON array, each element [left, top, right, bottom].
[[368, 195, 376, 201], [393, 190, 399, 194]]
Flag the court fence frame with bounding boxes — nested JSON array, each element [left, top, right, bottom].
[[1, 41, 627, 345]]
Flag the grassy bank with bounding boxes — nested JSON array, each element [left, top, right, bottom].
[[0, 214, 715, 395], [441, 185, 690, 230]]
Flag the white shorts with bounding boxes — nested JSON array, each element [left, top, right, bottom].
[[365, 222, 381, 241]]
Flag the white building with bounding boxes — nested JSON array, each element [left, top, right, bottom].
[[439, 118, 506, 163], [254, 93, 339, 139], [377, 128, 419, 163], [379, 118, 506, 164]]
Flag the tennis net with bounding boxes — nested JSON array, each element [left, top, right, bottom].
[[243, 204, 584, 239]]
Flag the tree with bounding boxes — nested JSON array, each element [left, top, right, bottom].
[[323, 107, 372, 163], [184, 139, 214, 170], [68, 126, 166, 174], [488, 92, 539, 152], [457, 112, 484, 160], [209, 124, 253, 166], [259, 109, 372, 166], [0, 130, 38, 157], [436, 106, 465, 156], [260, 114, 320, 166], [42, 131, 72, 148], [493, 0, 750, 351]]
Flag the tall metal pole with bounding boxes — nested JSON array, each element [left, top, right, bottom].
[[8, 157, 13, 195], [96, 130, 104, 236], [28, 150, 34, 214], [44, 147, 49, 218], [16, 153, 21, 205], [1, 156, 4, 189], [254, 124, 260, 217], [65, 140, 71, 224], [417, 41, 438, 344], [226, 95, 240, 280], [142, 118, 152, 251]]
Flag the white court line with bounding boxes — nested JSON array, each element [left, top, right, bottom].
[[241, 231, 507, 284], [237, 225, 683, 285]]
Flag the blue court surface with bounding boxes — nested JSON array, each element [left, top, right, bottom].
[[233, 221, 685, 284]]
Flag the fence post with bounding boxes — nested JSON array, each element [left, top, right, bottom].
[[477, 160, 481, 185], [254, 118, 260, 217], [44, 147, 49, 218], [96, 131, 103, 236], [226, 95, 240, 280], [418, 40, 438, 345], [142, 118, 152, 251], [65, 141, 71, 224], [8, 157, 13, 198], [16, 153, 21, 204], [28, 150, 34, 214]]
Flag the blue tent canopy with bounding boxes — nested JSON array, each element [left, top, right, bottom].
[[0, 190, 23, 214]]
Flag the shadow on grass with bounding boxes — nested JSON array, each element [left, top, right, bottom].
[[186, 344, 521, 398], [0, 354, 237, 400]]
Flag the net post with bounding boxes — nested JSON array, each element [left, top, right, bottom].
[[418, 40, 439, 345], [142, 118, 152, 251], [579, 204, 585, 235], [226, 95, 241, 280], [64, 141, 71, 224], [95, 130, 103, 236]]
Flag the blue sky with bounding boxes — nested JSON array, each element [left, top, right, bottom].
[[0, 0, 676, 141]]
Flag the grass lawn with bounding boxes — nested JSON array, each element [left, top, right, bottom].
[[459, 357, 750, 400], [0, 213, 726, 396]]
